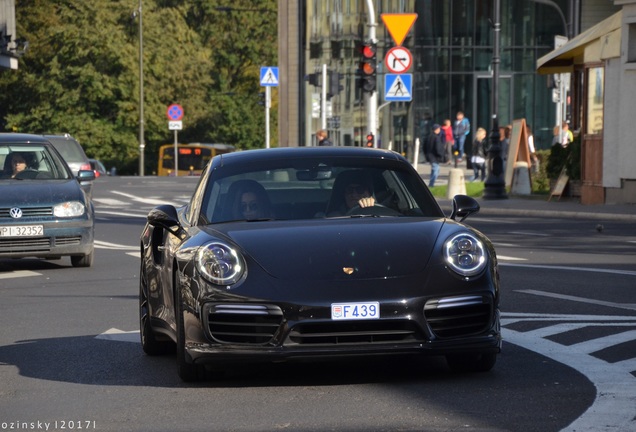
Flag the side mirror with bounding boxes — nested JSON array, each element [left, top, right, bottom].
[[449, 195, 480, 222], [147, 204, 183, 236], [77, 169, 96, 182]]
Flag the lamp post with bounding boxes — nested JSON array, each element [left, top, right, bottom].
[[365, 0, 378, 146], [482, 0, 507, 199], [138, 0, 145, 176]]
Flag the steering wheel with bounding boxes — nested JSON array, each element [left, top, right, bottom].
[[14, 169, 39, 180], [345, 203, 401, 216]]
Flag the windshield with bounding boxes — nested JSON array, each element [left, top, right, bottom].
[[200, 157, 443, 223], [0, 144, 72, 180]]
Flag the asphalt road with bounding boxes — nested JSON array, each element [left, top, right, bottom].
[[0, 176, 634, 432]]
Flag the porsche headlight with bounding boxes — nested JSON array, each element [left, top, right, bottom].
[[196, 242, 245, 285], [444, 233, 487, 276], [53, 201, 85, 217]]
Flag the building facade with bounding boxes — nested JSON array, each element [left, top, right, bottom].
[[278, 0, 620, 155], [538, 0, 636, 204], [0, 0, 19, 70]]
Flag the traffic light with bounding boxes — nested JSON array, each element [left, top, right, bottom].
[[257, 92, 266, 106], [328, 71, 344, 100], [358, 41, 377, 93], [305, 73, 320, 87], [366, 132, 375, 147]]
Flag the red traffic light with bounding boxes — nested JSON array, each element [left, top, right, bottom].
[[362, 44, 376, 59], [366, 133, 375, 147]]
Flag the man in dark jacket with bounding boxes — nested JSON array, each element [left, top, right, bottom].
[[425, 124, 445, 187]]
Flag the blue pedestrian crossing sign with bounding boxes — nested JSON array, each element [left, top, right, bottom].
[[260, 66, 279, 87], [384, 74, 412, 101]]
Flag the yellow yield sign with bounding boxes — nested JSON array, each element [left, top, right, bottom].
[[381, 13, 418, 46]]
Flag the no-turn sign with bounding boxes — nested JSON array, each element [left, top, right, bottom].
[[385, 46, 412, 74]]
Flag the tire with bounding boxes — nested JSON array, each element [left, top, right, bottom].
[[71, 250, 93, 267], [446, 352, 497, 373], [175, 278, 205, 382], [139, 264, 174, 355]]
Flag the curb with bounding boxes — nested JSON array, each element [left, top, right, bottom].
[[436, 199, 636, 222]]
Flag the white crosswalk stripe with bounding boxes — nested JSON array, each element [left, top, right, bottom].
[[503, 312, 636, 432]]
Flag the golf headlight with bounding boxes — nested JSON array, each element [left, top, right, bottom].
[[53, 201, 85, 217], [196, 242, 245, 285], [444, 233, 487, 276]]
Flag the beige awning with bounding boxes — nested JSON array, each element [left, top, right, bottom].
[[536, 11, 622, 74]]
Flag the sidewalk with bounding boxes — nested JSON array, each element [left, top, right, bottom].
[[414, 161, 636, 222]]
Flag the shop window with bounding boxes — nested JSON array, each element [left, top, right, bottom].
[[627, 22, 636, 64], [586, 67, 604, 135]]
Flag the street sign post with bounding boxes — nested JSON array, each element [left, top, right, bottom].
[[260, 66, 279, 149], [166, 104, 184, 176]]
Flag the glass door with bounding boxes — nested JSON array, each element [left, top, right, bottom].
[[474, 74, 512, 135]]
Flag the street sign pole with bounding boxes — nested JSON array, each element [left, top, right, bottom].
[[259, 66, 279, 149], [173, 130, 178, 177], [365, 0, 377, 147], [321, 64, 327, 130], [265, 86, 271, 149]]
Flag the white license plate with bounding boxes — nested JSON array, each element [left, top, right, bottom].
[[0, 225, 44, 237], [331, 302, 380, 320]]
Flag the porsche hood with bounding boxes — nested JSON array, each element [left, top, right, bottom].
[[207, 218, 446, 280]]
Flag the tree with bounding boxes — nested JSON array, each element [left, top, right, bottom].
[[0, 0, 277, 174]]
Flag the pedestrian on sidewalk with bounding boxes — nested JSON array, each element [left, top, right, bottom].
[[470, 127, 488, 182], [441, 119, 454, 164], [316, 129, 333, 146], [424, 124, 445, 187], [453, 111, 470, 163]]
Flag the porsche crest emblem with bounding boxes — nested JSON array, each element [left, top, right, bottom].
[[342, 267, 354, 275]]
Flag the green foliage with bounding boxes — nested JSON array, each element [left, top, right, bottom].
[[545, 137, 581, 181], [533, 149, 550, 193], [0, 0, 278, 174]]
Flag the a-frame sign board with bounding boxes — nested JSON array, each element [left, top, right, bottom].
[[505, 118, 533, 189]]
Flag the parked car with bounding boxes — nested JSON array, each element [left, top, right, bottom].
[[88, 159, 107, 177], [43, 134, 91, 174], [44, 134, 93, 197], [0, 133, 95, 267], [139, 147, 502, 381]]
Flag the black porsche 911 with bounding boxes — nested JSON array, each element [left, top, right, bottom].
[[140, 147, 501, 381]]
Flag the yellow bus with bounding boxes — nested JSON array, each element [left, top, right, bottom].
[[157, 143, 235, 176]]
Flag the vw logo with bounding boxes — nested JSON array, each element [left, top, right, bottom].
[[9, 207, 23, 219]]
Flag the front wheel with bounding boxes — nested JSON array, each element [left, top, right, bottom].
[[139, 264, 174, 355], [176, 283, 205, 382], [71, 250, 93, 267]]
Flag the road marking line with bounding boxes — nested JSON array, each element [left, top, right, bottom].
[[92, 198, 127, 206], [508, 231, 551, 237], [503, 326, 636, 432], [94, 210, 147, 218], [94, 240, 138, 251], [517, 289, 636, 312], [571, 329, 636, 354], [95, 328, 139, 343], [501, 262, 636, 276], [111, 191, 179, 206], [0, 270, 41, 279], [497, 255, 527, 261]]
